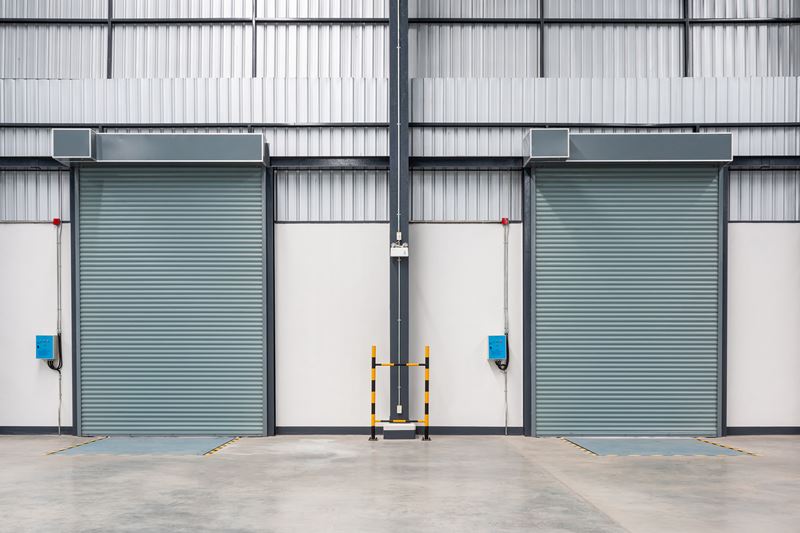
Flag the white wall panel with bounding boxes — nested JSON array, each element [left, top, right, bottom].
[[545, 25, 683, 78], [727, 224, 800, 428], [112, 25, 253, 78], [259, 0, 388, 18], [0, 225, 73, 428], [692, 25, 800, 77], [0, 0, 106, 18], [545, 0, 681, 18], [409, 224, 523, 428], [410, 25, 539, 78], [275, 170, 389, 222], [113, 0, 251, 18], [730, 170, 800, 221], [692, 0, 800, 18], [0, 25, 106, 79], [257, 24, 388, 78], [409, 0, 538, 17], [0, 171, 69, 222], [275, 224, 390, 427], [412, 170, 522, 222]]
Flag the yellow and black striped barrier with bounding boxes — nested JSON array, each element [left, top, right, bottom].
[[370, 344, 430, 441]]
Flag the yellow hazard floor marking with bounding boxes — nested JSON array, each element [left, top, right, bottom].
[[561, 437, 598, 456], [696, 437, 758, 456], [203, 436, 241, 457], [47, 436, 108, 456]]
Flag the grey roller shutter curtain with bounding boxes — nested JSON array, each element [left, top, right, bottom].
[[78, 167, 265, 435], [533, 166, 721, 436]]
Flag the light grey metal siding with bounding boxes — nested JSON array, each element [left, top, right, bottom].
[[0, 0, 106, 19], [691, 24, 800, 77], [0, 170, 69, 222], [0, 25, 107, 79], [411, 170, 522, 222], [78, 167, 265, 435], [534, 167, 721, 436], [258, 0, 387, 18], [275, 169, 389, 222], [730, 170, 800, 221], [409, 0, 539, 17], [692, 0, 800, 18], [544, 0, 681, 18], [112, 0, 251, 18]]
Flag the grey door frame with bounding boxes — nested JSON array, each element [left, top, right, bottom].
[[70, 163, 275, 436]]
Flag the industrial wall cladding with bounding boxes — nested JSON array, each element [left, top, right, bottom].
[[0, 0, 798, 438]]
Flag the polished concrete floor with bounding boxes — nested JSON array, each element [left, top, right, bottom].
[[0, 435, 797, 532]]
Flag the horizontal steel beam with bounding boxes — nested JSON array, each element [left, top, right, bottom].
[[0, 156, 67, 170], [410, 156, 522, 170], [269, 157, 389, 170], [409, 122, 800, 129], [0, 123, 389, 129]]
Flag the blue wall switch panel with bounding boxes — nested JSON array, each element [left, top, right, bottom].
[[488, 335, 507, 361], [36, 335, 58, 360]]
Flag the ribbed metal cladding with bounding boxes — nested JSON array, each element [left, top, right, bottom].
[[0, 170, 69, 222], [78, 167, 265, 435], [411, 169, 522, 222], [729, 169, 800, 221], [534, 167, 721, 436]]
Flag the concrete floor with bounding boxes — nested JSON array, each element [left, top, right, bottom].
[[0, 435, 798, 532]]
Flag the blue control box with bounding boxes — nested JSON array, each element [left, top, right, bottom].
[[488, 335, 508, 361], [36, 335, 58, 360]]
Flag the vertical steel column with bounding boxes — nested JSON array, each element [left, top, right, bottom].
[[522, 168, 533, 436], [682, 0, 691, 77], [538, 0, 545, 77], [251, 0, 258, 78], [389, 0, 410, 420], [370, 345, 377, 441], [265, 166, 276, 436], [106, 0, 113, 79]]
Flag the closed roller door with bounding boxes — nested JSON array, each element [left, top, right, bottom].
[[78, 167, 265, 435], [534, 167, 721, 436]]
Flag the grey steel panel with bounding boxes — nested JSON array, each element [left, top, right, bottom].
[[257, 24, 389, 78], [691, 25, 800, 77], [112, 25, 253, 78], [275, 169, 389, 221], [0, 25, 107, 79], [410, 25, 539, 78], [78, 166, 265, 435], [691, 0, 800, 18], [112, 0, 252, 18], [701, 127, 800, 157], [561, 132, 732, 163], [409, 0, 539, 17], [93, 133, 264, 162], [544, 24, 683, 78], [0, 170, 69, 222], [533, 166, 721, 436], [258, 0, 388, 18], [411, 169, 522, 222], [729, 169, 800, 221], [53, 129, 95, 159], [0, 0, 106, 18], [544, 0, 681, 18]]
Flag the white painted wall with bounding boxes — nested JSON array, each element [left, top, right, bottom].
[[727, 224, 800, 428], [0, 224, 73, 428], [275, 224, 391, 427], [409, 224, 523, 428]]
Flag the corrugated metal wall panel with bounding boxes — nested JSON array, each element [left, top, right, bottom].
[[113, 0, 251, 18], [257, 25, 388, 78], [534, 167, 721, 436], [412, 127, 530, 157], [702, 127, 800, 156], [409, 0, 539, 17], [0, 170, 69, 222], [0, 0, 106, 18], [410, 77, 800, 124], [112, 25, 253, 78], [0, 25, 107, 79], [261, 127, 389, 157], [544, 0, 682, 18], [410, 25, 539, 78], [692, 0, 800, 18], [78, 166, 266, 435], [545, 25, 683, 78], [0, 128, 52, 157], [258, 0, 388, 18], [730, 170, 800, 221], [0, 78, 388, 124], [275, 170, 388, 221], [691, 25, 800, 77], [411, 170, 522, 222]]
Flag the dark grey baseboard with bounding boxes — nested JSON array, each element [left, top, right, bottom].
[[726, 426, 800, 435], [276, 426, 524, 436], [0, 426, 76, 435]]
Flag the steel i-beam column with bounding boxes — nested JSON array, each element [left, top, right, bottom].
[[389, 0, 410, 419]]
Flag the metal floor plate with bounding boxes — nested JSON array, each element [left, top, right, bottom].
[[54, 436, 236, 456], [565, 438, 748, 457]]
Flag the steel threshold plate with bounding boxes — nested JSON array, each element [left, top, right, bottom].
[[53, 436, 236, 456], [566, 437, 748, 456]]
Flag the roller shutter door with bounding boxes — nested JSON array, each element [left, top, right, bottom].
[[78, 167, 266, 435], [534, 167, 721, 436]]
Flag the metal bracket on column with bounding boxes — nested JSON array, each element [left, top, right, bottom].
[[389, 0, 410, 419]]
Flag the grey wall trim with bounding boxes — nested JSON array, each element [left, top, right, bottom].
[[276, 426, 525, 436], [726, 427, 800, 436], [265, 167, 276, 436], [718, 167, 726, 437], [72, 167, 82, 435], [0, 426, 76, 435], [523, 168, 533, 437]]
